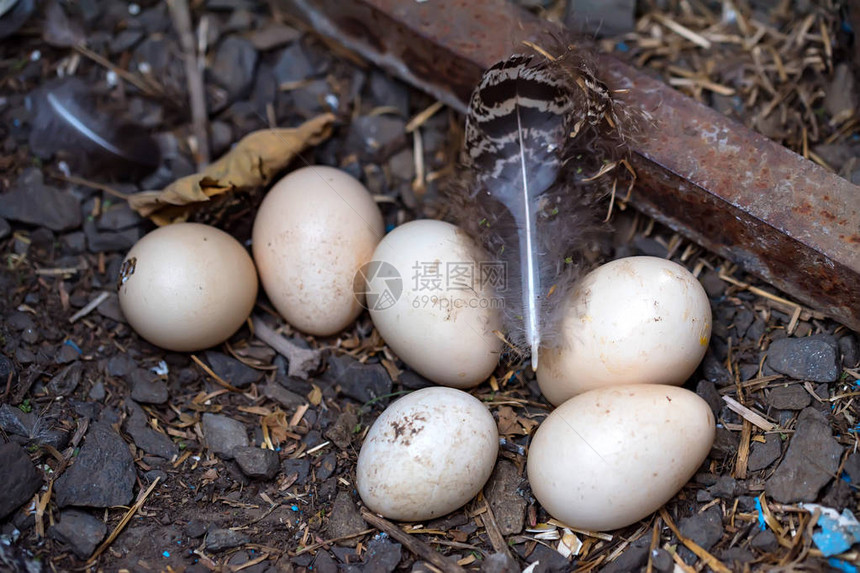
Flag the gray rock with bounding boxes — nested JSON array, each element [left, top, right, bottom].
[[695, 380, 722, 416], [129, 368, 168, 404], [49, 509, 107, 559], [0, 354, 16, 387], [273, 42, 316, 85], [205, 527, 250, 552], [109, 28, 144, 53], [708, 476, 739, 498], [246, 22, 301, 51], [54, 422, 136, 508], [678, 505, 723, 551], [751, 529, 779, 553], [96, 202, 141, 231], [96, 293, 126, 323], [262, 381, 307, 409], [0, 169, 82, 231], [599, 536, 649, 573], [845, 452, 860, 484], [210, 35, 257, 101], [767, 384, 811, 410], [765, 407, 842, 502], [481, 552, 519, 573], [0, 216, 10, 239], [824, 63, 857, 120], [282, 457, 311, 485], [564, 0, 635, 37], [202, 412, 248, 459], [125, 401, 178, 459], [327, 491, 367, 547], [47, 362, 82, 396], [748, 434, 782, 472], [204, 351, 263, 388], [347, 115, 406, 157], [88, 381, 106, 401], [766, 336, 841, 382], [84, 219, 143, 253], [0, 442, 43, 520], [107, 354, 135, 377], [324, 409, 358, 450], [721, 547, 754, 567], [523, 543, 570, 573], [485, 460, 526, 536], [650, 548, 673, 573], [326, 355, 392, 404], [316, 451, 337, 481], [185, 519, 208, 538], [839, 335, 858, 367], [363, 536, 401, 573], [233, 446, 279, 479], [313, 550, 338, 573]]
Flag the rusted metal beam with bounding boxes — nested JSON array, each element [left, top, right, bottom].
[[284, 0, 860, 332]]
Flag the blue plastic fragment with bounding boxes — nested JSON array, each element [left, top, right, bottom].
[[615, 41, 629, 52], [163, 551, 170, 558], [291, 505, 299, 511], [64, 339, 82, 354], [754, 497, 766, 531], [827, 558, 858, 573], [806, 505, 860, 557]]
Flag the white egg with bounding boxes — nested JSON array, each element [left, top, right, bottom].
[[537, 256, 711, 405], [252, 166, 384, 336], [356, 387, 499, 521], [527, 384, 715, 531], [118, 223, 258, 352], [365, 220, 502, 388]]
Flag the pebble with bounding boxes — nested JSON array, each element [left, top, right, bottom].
[[48, 509, 107, 559], [210, 35, 258, 101], [232, 446, 279, 479], [202, 412, 249, 459], [522, 542, 570, 573], [362, 536, 401, 573], [721, 547, 755, 567], [678, 505, 723, 563], [204, 351, 263, 388], [324, 409, 358, 450], [246, 22, 301, 51], [272, 42, 317, 85], [767, 384, 811, 410], [129, 368, 168, 404], [262, 381, 307, 409], [281, 457, 311, 485], [839, 334, 858, 367], [650, 548, 673, 573], [326, 491, 367, 547], [748, 434, 782, 472], [316, 451, 337, 481], [84, 220, 143, 253], [346, 115, 406, 157], [695, 380, 723, 416], [0, 169, 82, 231], [0, 217, 10, 239], [751, 529, 779, 553], [0, 354, 17, 387], [313, 550, 338, 573], [0, 442, 43, 520], [484, 460, 526, 536], [708, 475, 740, 499], [824, 63, 856, 120], [125, 401, 178, 459], [326, 355, 392, 404], [845, 452, 860, 484], [54, 422, 136, 508], [107, 354, 135, 377], [765, 407, 842, 502], [205, 527, 250, 552], [766, 335, 841, 383], [48, 361, 82, 395], [185, 519, 208, 538], [481, 553, 519, 573], [109, 28, 144, 53]]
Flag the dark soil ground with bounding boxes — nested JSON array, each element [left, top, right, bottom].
[[1, 1, 858, 572]]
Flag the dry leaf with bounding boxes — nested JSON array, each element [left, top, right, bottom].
[[497, 405, 538, 436], [128, 113, 335, 225], [307, 384, 322, 406]]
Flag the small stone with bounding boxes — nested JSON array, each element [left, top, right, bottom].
[[748, 434, 782, 472], [721, 547, 754, 567], [185, 519, 208, 538], [84, 220, 142, 253], [129, 368, 168, 404], [824, 63, 857, 120], [48, 362, 82, 396], [839, 335, 858, 367], [695, 380, 722, 416], [766, 336, 841, 382], [347, 115, 406, 157], [844, 452, 860, 484], [210, 35, 258, 101], [96, 293, 126, 323], [54, 422, 136, 508], [96, 202, 141, 231], [0, 217, 10, 239], [109, 28, 144, 53], [600, 536, 650, 573], [205, 527, 250, 552], [678, 505, 723, 551], [522, 543, 570, 573], [0, 442, 43, 520], [710, 427, 739, 460], [767, 384, 811, 410], [485, 460, 526, 536], [107, 354, 135, 377], [0, 169, 82, 231], [327, 491, 367, 547], [202, 413, 249, 459], [316, 451, 337, 481], [313, 550, 338, 573], [766, 407, 842, 503], [262, 381, 307, 409], [282, 458, 311, 485], [751, 529, 779, 553], [272, 42, 316, 84], [49, 509, 107, 559], [650, 548, 673, 573], [326, 355, 392, 404], [481, 552, 519, 573], [708, 476, 739, 498], [362, 536, 401, 573], [325, 409, 359, 450], [233, 446, 279, 479], [246, 22, 300, 51], [204, 351, 263, 388], [0, 355, 18, 388], [125, 401, 178, 459]]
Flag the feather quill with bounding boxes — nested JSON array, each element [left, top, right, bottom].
[[448, 49, 634, 368]]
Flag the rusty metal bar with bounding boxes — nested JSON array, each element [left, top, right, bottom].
[[284, 0, 860, 332]]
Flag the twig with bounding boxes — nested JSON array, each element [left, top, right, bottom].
[[252, 316, 321, 379], [88, 477, 161, 564], [69, 291, 111, 323], [480, 497, 515, 562], [722, 396, 776, 431], [74, 44, 160, 97], [166, 0, 211, 168], [47, 172, 130, 201], [292, 528, 375, 555], [359, 508, 470, 573]]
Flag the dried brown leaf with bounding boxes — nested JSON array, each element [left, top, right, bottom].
[[128, 113, 336, 224]]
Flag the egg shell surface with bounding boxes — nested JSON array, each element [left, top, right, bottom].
[[252, 166, 384, 336], [366, 219, 502, 388], [356, 386, 499, 521], [527, 384, 715, 531], [537, 256, 712, 405], [118, 223, 258, 352]]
